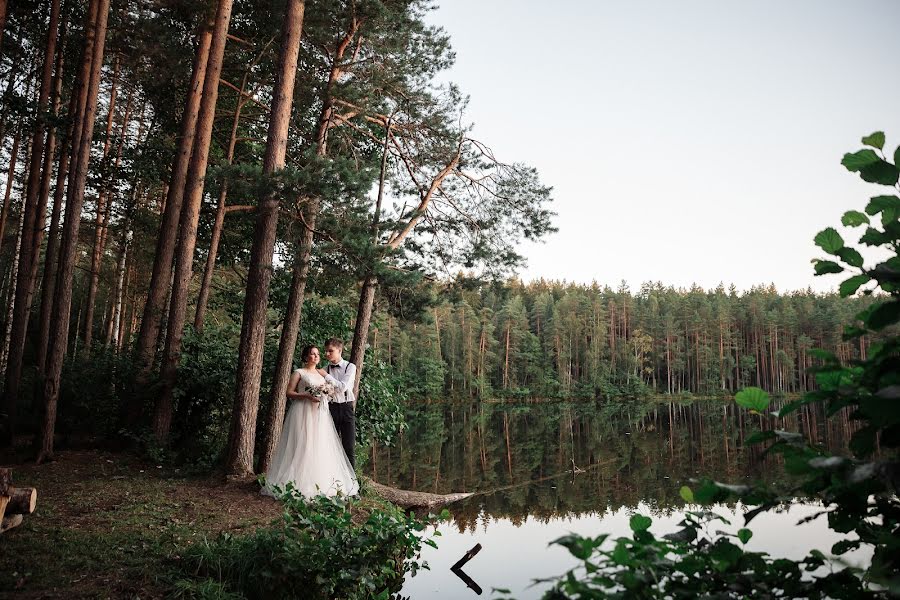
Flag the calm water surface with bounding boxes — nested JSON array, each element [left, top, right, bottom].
[[367, 399, 871, 599]]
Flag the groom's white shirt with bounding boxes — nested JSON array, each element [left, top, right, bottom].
[[324, 359, 356, 404]]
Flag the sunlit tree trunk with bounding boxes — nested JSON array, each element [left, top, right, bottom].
[[227, 0, 306, 478], [132, 23, 213, 394], [258, 14, 355, 475], [154, 2, 232, 442]]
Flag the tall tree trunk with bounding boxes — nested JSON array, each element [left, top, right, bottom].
[[226, 0, 306, 479], [0, 125, 21, 250], [0, 0, 7, 53], [257, 17, 360, 476], [0, 0, 61, 445], [0, 0, 60, 446], [257, 237, 307, 475], [36, 117, 72, 374], [36, 0, 110, 464], [347, 116, 390, 400], [1, 207, 26, 375], [193, 71, 247, 332], [132, 24, 213, 394], [154, 0, 233, 442], [82, 57, 121, 349]]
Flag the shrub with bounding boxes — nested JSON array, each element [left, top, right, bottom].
[[179, 491, 443, 600]]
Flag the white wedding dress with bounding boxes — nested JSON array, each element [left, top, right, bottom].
[[262, 369, 359, 498]]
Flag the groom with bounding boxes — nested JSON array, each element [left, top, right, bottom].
[[319, 338, 357, 468]]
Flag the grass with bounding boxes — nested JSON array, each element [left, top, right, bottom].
[[0, 448, 282, 599]]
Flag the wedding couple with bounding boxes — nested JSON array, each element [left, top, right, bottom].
[[262, 338, 360, 498]]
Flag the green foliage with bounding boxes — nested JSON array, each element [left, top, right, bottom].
[[734, 387, 770, 413], [534, 134, 900, 598], [357, 358, 408, 448], [57, 346, 136, 440], [178, 491, 444, 600], [529, 511, 874, 600], [168, 324, 242, 469]]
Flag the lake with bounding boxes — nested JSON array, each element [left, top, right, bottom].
[[366, 399, 871, 598]]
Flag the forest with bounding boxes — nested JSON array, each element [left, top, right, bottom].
[[374, 280, 876, 400], [0, 0, 555, 473], [1, 0, 898, 598]]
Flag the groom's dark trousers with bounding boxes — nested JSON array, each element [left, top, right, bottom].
[[329, 402, 356, 468]]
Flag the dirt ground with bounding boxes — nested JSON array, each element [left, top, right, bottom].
[[0, 448, 283, 599]]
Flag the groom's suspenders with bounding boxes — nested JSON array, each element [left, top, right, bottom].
[[330, 362, 351, 402]]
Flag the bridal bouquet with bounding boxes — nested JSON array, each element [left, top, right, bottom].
[[306, 383, 335, 401]]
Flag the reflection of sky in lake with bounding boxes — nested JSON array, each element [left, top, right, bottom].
[[369, 401, 870, 598], [403, 503, 872, 599]]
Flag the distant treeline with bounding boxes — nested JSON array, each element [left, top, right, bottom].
[[368, 280, 876, 399]]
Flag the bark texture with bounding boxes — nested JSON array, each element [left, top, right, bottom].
[[226, 0, 306, 478], [1, 0, 61, 445], [132, 25, 212, 390], [153, 2, 233, 442], [37, 0, 110, 463]]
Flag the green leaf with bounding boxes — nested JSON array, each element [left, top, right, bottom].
[[832, 539, 861, 555], [860, 160, 900, 186], [814, 228, 844, 254], [894, 144, 900, 167], [841, 210, 869, 227], [839, 274, 870, 297], [867, 300, 900, 330], [680, 486, 694, 503], [859, 227, 890, 246], [746, 430, 777, 443], [629, 514, 652, 532], [813, 259, 843, 275], [865, 195, 900, 216], [737, 528, 753, 544], [841, 149, 880, 172], [861, 131, 886, 150], [836, 247, 864, 268], [735, 387, 770, 412]]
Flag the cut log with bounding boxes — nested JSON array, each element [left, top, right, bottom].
[[0, 467, 12, 522], [1, 513, 23, 533], [6, 486, 36, 515], [365, 478, 473, 510]]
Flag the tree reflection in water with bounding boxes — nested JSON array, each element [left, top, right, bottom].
[[368, 399, 858, 532]]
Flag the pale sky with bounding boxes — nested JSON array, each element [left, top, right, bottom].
[[427, 0, 900, 292]]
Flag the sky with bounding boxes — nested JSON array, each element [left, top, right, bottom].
[[425, 0, 900, 293]]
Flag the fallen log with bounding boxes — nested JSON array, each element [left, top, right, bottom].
[[5, 487, 37, 515], [1, 514, 23, 533], [364, 478, 473, 510]]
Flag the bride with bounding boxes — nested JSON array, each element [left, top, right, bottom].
[[262, 345, 359, 498]]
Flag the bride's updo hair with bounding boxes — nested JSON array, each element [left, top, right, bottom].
[[300, 344, 318, 364]]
